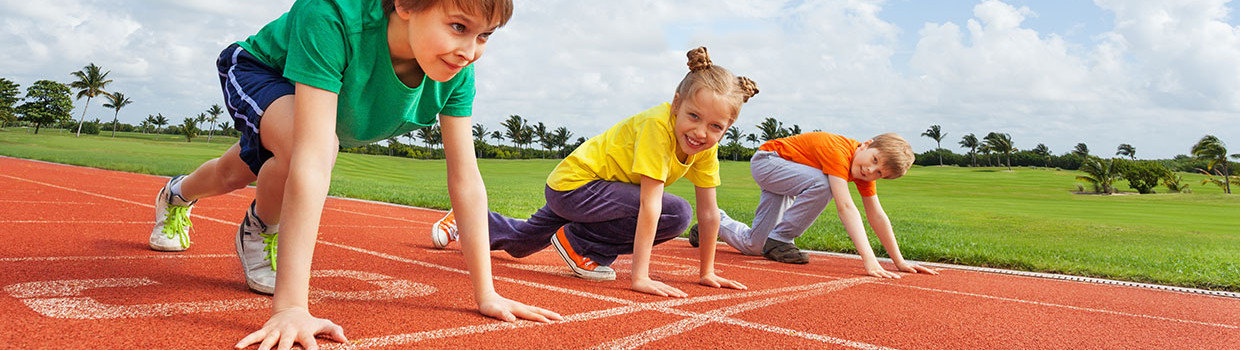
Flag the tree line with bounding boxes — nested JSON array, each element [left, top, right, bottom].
[[918, 124, 1238, 194]]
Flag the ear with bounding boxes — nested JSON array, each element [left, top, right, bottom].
[[860, 139, 874, 149], [670, 92, 682, 113], [394, 1, 415, 19]]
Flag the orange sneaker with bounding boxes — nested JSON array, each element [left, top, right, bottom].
[[550, 227, 615, 281], [431, 210, 457, 249]]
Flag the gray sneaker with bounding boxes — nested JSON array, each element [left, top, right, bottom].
[[150, 175, 196, 251], [236, 201, 277, 294]]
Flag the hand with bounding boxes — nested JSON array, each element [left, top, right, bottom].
[[896, 262, 939, 275], [863, 260, 901, 279], [477, 291, 563, 323], [699, 273, 747, 290], [632, 277, 688, 298], [235, 307, 346, 350]]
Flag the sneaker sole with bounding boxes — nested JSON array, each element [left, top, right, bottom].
[[550, 233, 615, 281], [149, 185, 189, 252], [431, 225, 451, 249], [149, 240, 188, 252], [235, 224, 275, 295]]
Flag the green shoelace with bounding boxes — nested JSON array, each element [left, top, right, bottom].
[[161, 205, 193, 248], [260, 232, 278, 271]]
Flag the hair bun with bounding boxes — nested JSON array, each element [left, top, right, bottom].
[[736, 76, 759, 103], [687, 46, 712, 71]]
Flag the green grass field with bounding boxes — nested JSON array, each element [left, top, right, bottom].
[[2, 128, 1237, 291]]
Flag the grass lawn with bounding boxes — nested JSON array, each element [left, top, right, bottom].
[[2, 128, 1238, 291]]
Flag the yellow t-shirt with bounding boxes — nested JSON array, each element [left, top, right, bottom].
[[547, 103, 722, 191]]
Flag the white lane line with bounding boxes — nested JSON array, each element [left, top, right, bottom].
[[0, 220, 152, 224], [0, 174, 233, 226], [318, 240, 885, 349], [324, 279, 884, 350], [592, 277, 886, 350], [882, 282, 1239, 329], [324, 207, 434, 226], [658, 253, 1240, 329], [0, 200, 99, 205], [0, 254, 232, 263], [4, 270, 432, 319]]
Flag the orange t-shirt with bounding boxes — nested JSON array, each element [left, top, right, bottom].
[[758, 132, 876, 196]]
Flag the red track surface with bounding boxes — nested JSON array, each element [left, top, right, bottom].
[[0, 156, 1236, 349]]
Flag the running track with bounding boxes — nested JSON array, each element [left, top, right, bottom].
[[0, 156, 1236, 349]]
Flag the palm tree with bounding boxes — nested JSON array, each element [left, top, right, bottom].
[[101, 92, 132, 138], [1116, 144, 1136, 160], [1072, 143, 1090, 158], [532, 122, 550, 157], [180, 117, 199, 143], [756, 117, 785, 142], [205, 104, 224, 143], [726, 126, 744, 161], [489, 130, 504, 147], [984, 132, 1015, 170], [921, 125, 946, 165], [416, 125, 438, 156], [472, 123, 489, 144], [1191, 135, 1232, 194], [152, 113, 169, 134], [745, 133, 760, 148], [1162, 175, 1191, 193], [501, 115, 529, 156], [958, 133, 978, 167], [70, 63, 113, 137], [548, 126, 573, 157], [978, 144, 993, 167], [1032, 144, 1051, 167], [139, 120, 153, 134], [787, 124, 802, 137], [1076, 157, 1120, 194]]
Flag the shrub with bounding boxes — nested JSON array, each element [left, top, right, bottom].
[[1119, 160, 1172, 194]]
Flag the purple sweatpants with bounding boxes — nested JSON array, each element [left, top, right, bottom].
[[489, 180, 692, 266]]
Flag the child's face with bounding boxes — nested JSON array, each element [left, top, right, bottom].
[[672, 90, 734, 159], [850, 140, 885, 182], [396, 3, 497, 82]]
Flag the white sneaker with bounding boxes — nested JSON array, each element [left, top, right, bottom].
[[150, 175, 196, 251], [430, 210, 458, 249], [236, 201, 277, 295], [550, 227, 615, 281]]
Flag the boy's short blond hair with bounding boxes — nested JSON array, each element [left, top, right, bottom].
[[383, 0, 514, 27], [869, 133, 914, 179]]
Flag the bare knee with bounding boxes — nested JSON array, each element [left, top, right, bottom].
[[217, 159, 258, 190]]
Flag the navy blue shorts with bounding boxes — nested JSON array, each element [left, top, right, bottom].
[[216, 43, 295, 176]]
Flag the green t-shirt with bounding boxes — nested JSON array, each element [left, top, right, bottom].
[[236, 0, 474, 147]]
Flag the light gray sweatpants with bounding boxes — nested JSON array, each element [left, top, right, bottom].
[[718, 150, 834, 255]]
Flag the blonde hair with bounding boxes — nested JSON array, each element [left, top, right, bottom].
[[869, 133, 914, 179], [382, 0, 514, 28], [673, 47, 759, 121]]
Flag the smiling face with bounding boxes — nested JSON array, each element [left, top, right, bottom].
[[850, 140, 885, 182], [394, 2, 497, 82], [672, 90, 735, 161]]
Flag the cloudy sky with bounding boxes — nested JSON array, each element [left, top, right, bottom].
[[2, 0, 1237, 159]]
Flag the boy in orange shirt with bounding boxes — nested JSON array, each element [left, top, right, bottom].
[[690, 132, 937, 278]]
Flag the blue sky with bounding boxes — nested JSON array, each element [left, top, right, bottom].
[[2, 0, 1237, 159]]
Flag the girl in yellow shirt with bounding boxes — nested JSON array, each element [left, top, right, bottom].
[[434, 47, 756, 297]]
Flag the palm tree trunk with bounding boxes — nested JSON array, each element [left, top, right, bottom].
[[75, 97, 92, 137], [1225, 163, 1232, 194], [110, 110, 119, 138], [937, 142, 943, 165]]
